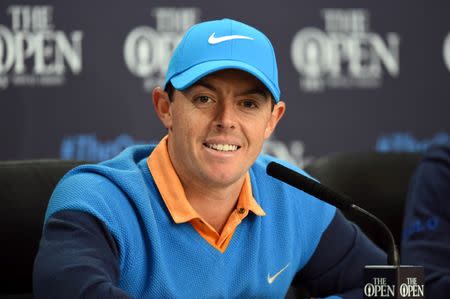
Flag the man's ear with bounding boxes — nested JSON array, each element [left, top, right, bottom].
[[264, 100, 286, 139], [152, 87, 172, 130]]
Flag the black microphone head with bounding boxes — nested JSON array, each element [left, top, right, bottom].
[[266, 161, 353, 210], [266, 161, 284, 178]]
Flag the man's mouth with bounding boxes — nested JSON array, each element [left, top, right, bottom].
[[204, 143, 240, 152]]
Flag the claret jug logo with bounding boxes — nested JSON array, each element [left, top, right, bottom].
[[290, 9, 400, 92], [364, 277, 395, 298], [399, 277, 424, 298], [0, 5, 83, 90], [124, 7, 200, 92]]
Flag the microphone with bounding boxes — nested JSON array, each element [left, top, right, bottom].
[[266, 161, 425, 298], [266, 161, 399, 265]]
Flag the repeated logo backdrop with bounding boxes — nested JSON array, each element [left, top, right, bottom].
[[1, 1, 449, 166]]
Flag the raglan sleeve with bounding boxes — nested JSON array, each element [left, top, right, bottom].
[[294, 210, 387, 299], [33, 210, 132, 299]]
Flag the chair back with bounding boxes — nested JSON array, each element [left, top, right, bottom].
[[304, 152, 421, 251], [0, 160, 86, 297]]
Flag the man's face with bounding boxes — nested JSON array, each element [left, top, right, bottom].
[[156, 69, 285, 190]]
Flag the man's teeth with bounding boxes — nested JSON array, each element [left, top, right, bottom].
[[206, 143, 239, 152]]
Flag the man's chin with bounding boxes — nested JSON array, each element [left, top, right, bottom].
[[202, 168, 246, 188]]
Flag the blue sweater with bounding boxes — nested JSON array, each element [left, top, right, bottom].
[[34, 145, 386, 298]]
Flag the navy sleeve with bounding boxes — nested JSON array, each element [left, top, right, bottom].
[[295, 210, 387, 298], [33, 210, 132, 299], [401, 144, 450, 297]]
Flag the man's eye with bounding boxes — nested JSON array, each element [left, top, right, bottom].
[[241, 100, 258, 109], [195, 96, 211, 104]]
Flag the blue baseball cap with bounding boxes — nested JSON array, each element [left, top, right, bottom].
[[164, 18, 280, 102]]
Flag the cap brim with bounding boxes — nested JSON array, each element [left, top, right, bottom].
[[169, 60, 280, 102]]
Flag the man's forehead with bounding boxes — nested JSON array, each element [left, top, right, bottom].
[[190, 69, 271, 97]]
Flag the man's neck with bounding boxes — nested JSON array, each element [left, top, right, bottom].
[[181, 177, 245, 234]]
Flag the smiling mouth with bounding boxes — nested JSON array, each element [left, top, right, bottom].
[[204, 143, 241, 152]]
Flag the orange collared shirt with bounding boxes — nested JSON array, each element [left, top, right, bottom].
[[147, 136, 265, 253]]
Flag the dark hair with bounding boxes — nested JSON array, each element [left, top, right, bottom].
[[165, 82, 175, 102]]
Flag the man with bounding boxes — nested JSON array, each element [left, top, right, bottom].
[[401, 142, 450, 297], [34, 18, 386, 298]]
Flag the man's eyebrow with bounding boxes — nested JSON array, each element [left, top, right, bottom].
[[190, 80, 270, 100], [238, 87, 270, 100], [190, 80, 217, 93]]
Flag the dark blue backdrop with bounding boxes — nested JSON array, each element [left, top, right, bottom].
[[1, 1, 449, 166]]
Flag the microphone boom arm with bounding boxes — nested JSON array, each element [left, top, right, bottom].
[[350, 204, 400, 266]]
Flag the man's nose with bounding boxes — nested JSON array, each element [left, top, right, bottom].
[[213, 100, 237, 130]]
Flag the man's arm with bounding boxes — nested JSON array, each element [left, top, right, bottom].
[[33, 210, 132, 299], [401, 144, 450, 297], [295, 210, 387, 298]]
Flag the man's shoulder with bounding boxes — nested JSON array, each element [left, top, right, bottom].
[[44, 144, 158, 222], [99, 143, 155, 169], [422, 142, 450, 166], [63, 144, 155, 182], [413, 142, 450, 191]]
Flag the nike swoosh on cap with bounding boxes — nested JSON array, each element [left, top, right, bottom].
[[208, 32, 254, 44], [267, 263, 290, 284]]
